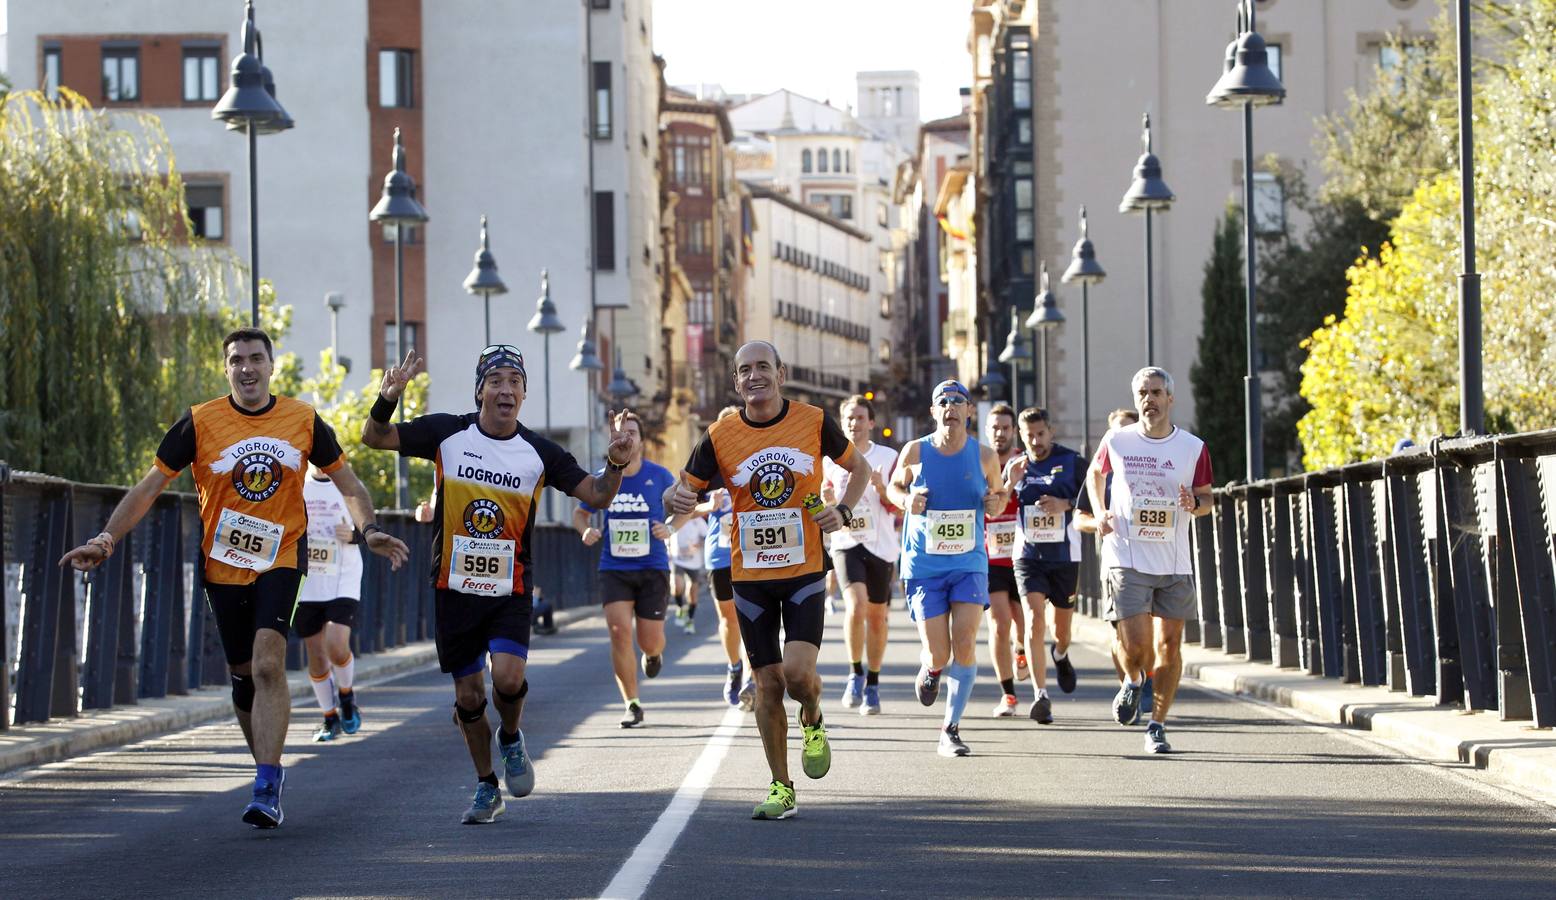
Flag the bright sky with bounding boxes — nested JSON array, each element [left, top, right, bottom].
[[654, 0, 973, 121]]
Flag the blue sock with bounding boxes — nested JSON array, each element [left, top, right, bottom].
[[256, 763, 282, 785], [944, 662, 977, 727]]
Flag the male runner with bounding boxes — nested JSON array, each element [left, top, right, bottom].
[[887, 381, 1008, 757], [300, 462, 366, 742], [669, 513, 708, 635], [823, 394, 899, 716], [1005, 407, 1085, 723], [981, 403, 1025, 717], [365, 344, 631, 822], [574, 412, 678, 728], [1089, 408, 1149, 705], [1090, 368, 1213, 754], [664, 341, 872, 820], [60, 328, 408, 829]]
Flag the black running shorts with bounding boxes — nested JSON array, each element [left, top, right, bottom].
[[830, 544, 895, 605], [600, 569, 670, 620], [986, 564, 1018, 600], [1012, 559, 1079, 608], [293, 598, 358, 638], [203, 567, 304, 667], [435, 588, 532, 678], [731, 572, 827, 669], [711, 567, 733, 602]]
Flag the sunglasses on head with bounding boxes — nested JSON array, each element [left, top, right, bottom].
[[935, 395, 968, 407], [480, 344, 524, 361]]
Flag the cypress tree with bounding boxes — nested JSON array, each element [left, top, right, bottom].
[[1190, 205, 1246, 485]]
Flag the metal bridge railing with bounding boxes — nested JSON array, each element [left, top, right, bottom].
[[1, 465, 601, 728], [1075, 428, 1556, 727]]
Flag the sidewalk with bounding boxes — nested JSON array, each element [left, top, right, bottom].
[[0, 604, 602, 776], [1073, 615, 1556, 804]]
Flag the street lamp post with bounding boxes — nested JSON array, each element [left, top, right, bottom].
[[1118, 113, 1175, 367], [1454, 0, 1483, 435], [324, 291, 350, 374], [212, 0, 289, 326], [607, 345, 640, 404], [1061, 206, 1107, 457], [368, 127, 429, 509], [1027, 262, 1066, 410], [528, 270, 566, 521], [997, 307, 1032, 408], [569, 316, 605, 467], [1207, 0, 1285, 482], [462, 216, 508, 346]]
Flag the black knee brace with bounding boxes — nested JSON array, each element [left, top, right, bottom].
[[230, 673, 255, 713], [455, 697, 488, 723], [495, 680, 528, 704]]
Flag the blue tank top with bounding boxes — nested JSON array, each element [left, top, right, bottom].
[[582, 460, 673, 572], [901, 435, 987, 578], [704, 493, 732, 570]]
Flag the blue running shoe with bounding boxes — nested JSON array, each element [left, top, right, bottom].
[[242, 770, 284, 829], [724, 667, 742, 707], [340, 705, 361, 736], [1144, 722, 1172, 754], [1141, 676, 1154, 715], [312, 715, 342, 743], [462, 782, 505, 824], [498, 730, 535, 798], [1112, 682, 1141, 727], [860, 684, 881, 716], [840, 672, 864, 709]]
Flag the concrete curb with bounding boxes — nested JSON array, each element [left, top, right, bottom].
[[0, 604, 604, 777], [1072, 615, 1556, 804]]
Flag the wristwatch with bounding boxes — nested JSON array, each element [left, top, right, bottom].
[[833, 503, 852, 524], [605, 455, 628, 473], [362, 523, 386, 538]]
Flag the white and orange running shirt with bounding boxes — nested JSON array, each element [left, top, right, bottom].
[[1095, 423, 1213, 576]]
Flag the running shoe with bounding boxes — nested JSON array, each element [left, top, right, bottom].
[[915, 666, 941, 707], [1029, 694, 1053, 724], [498, 729, 535, 798], [840, 672, 864, 708], [1113, 682, 1141, 727], [241, 770, 284, 829], [642, 653, 663, 679], [312, 714, 342, 743], [860, 684, 881, 716], [340, 702, 362, 735], [683, 619, 697, 635], [800, 713, 831, 779], [991, 694, 1018, 717], [738, 678, 756, 712], [751, 780, 797, 820], [1144, 722, 1172, 754], [724, 668, 743, 707], [937, 724, 971, 758], [1014, 651, 1030, 683], [461, 782, 505, 824], [1053, 648, 1077, 694], [1141, 675, 1155, 714], [619, 703, 644, 729]]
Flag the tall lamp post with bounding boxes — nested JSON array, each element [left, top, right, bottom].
[[997, 307, 1032, 408], [529, 270, 566, 519], [463, 216, 508, 345], [1061, 206, 1106, 456], [1454, 0, 1483, 435], [569, 316, 605, 466], [369, 127, 429, 509], [1207, 0, 1285, 481], [1027, 263, 1066, 410], [1118, 113, 1175, 367], [212, 0, 290, 326], [323, 292, 350, 375]]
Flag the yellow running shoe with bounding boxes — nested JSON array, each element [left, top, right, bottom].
[[751, 780, 797, 820], [800, 712, 831, 779]]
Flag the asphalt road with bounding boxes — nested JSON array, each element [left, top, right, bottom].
[[2, 602, 1553, 899]]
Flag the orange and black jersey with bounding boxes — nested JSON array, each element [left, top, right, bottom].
[[682, 399, 854, 582], [397, 413, 588, 596], [155, 395, 345, 585]]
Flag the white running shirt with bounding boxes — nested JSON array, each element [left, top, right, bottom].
[[670, 516, 709, 571], [300, 476, 363, 602], [1095, 424, 1213, 576], [822, 441, 901, 563]]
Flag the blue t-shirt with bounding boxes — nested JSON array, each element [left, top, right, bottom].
[[582, 460, 673, 572], [1012, 444, 1084, 563], [704, 491, 732, 570], [900, 436, 987, 579]]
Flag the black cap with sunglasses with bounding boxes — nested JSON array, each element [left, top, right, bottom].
[[475, 344, 526, 407]]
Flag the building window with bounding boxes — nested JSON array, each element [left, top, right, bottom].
[[182, 46, 221, 102], [812, 193, 852, 220], [1020, 248, 1034, 275], [592, 62, 612, 139], [384, 321, 420, 363], [1265, 43, 1283, 84], [801, 149, 812, 173], [1017, 118, 1031, 145], [671, 133, 710, 187], [591, 0, 611, 8], [43, 45, 62, 99], [879, 340, 891, 363], [1011, 45, 1032, 111], [690, 288, 713, 326], [818, 148, 829, 173], [102, 46, 141, 102], [845, 150, 851, 173], [186, 183, 224, 240], [380, 223, 421, 244], [1252, 171, 1285, 235], [832, 149, 841, 172], [594, 190, 615, 271], [379, 49, 415, 108], [1378, 41, 1430, 92]]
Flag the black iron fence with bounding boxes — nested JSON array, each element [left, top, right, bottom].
[[1, 466, 601, 728], [1075, 429, 1556, 728]]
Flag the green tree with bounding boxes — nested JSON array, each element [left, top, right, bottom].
[[297, 351, 433, 509], [1190, 205, 1246, 485], [0, 89, 242, 483]]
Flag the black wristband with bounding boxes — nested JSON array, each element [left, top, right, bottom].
[[370, 394, 398, 424], [605, 456, 627, 473], [833, 503, 852, 523], [362, 523, 385, 537]]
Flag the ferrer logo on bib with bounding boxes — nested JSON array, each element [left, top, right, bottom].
[[463, 498, 505, 537], [730, 447, 814, 509], [210, 437, 303, 503]]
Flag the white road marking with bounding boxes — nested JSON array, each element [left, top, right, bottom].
[[600, 705, 745, 900]]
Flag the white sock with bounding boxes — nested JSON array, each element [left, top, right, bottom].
[[333, 653, 355, 692], [1124, 679, 1141, 689], [1051, 645, 1068, 662], [310, 672, 336, 714], [1036, 687, 1049, 700]]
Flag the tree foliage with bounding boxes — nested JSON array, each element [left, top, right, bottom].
[[296, 352, 433, 509], [1190, 205, 1247, 485]]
